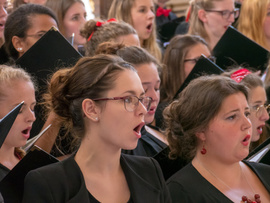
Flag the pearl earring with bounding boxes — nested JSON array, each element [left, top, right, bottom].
[[17, 47, 22, 52]]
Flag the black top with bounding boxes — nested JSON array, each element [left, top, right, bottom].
[[0, 164, 9, 182], [23, 153, 171, 203], [88, 191, 133, 203], [167, 161, 270, 203], [122, 126, 167, 157]]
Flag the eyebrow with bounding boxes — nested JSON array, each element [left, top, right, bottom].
[[142, 81, 161, 85], [122, 90, 145, 96]]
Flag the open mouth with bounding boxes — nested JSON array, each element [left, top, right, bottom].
[[146, 23, 152, 32], [21, 127, 31, 139], [133, 122, 145, 138], [242, 135, 250, 146], [257, 125, 264, 135]]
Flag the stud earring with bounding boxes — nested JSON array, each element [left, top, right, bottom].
[[17, 47, 22, 52], [200, 142, 207, 155]]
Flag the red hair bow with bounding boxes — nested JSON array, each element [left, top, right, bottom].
[[230, 68, 252, 83], [156, 7, 171, 17], [88, 18, 117, 41]]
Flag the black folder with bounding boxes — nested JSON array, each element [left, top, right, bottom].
[[173, 55, 224, 100], [245, 138, 270, 165], [16, 26, 82, 137], [0, 102, 23, 148], [0, 145, 59, 203], [16, 26, 82, 91], [213, 26, 270, 73], [153, 147, 188, 180]]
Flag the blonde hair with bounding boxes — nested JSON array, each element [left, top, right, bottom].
[[188, 0, 223, 42], [237, 0, 270, 50], [108, 0, 162, 61], [0, 65, 35, 158]]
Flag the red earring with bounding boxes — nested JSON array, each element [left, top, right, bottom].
[[200, 142, 207, 155]]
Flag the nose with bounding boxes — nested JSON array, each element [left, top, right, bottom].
[[0, 6, 7, 17], [228, 11, 235, 23], [242, 115, 252, 131], [147, 88, 160, 103], [260, 107, 270, 122], [136, 99, 148, 116], [26, 108, 36, 123], [148, 9, 155, 20]]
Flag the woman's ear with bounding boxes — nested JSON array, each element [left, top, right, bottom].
[[198, 9, 208, 23], [12, 36, 25, 55], [82, 98, 100, 122], [195, 130, 206, 141]]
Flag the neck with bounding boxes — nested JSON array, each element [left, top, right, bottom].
[[0, 145, 19, 170], [75, 134, 122, 175]]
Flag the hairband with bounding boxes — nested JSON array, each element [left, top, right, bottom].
[[230, 68, 252, 83], [87, 18, 117, 41], [156, 7, 171, 17]]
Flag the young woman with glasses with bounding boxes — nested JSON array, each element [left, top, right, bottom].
[[188, 0, 239, 50], [222, 68, 270, 149], [96, 42, 168, 157], [156, 34, 212, 129], [22, 54, 171, 202]]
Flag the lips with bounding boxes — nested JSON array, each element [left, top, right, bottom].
[[21, 127, 31, 139], [133, 122, 145, 139], [242, 135, 250, 146], [257, 125, 265, 135], [146, 23, 152, 32], [147, 106, 156, 115]]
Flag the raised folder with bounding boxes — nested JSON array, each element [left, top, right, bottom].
[[16, 26, 82, 137], [213, 26, 270, 73], [16, 26, 82, 90], [0, 102, 23, 148], [246, 138, 270, 165], [0, 146, 59, 203], [173, 54, 224, 100]]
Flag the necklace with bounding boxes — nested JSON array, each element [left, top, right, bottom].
[[196, 157, 261, 203]]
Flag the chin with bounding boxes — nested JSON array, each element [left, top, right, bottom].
[[251, 134, 260, 142]]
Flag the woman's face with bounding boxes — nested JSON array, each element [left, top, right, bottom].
[[201, 0, 235, 43], [136, 62, 160, 124], [183, 43, 211, 78], [263, 3, 270, 46], [0, 79, 36, 149], [200, 92, 251, 163], [131, 0, 155, 44], [63, 2, 86, 49], [96, 69, 147, 151], [16, 14, 57, 57], [0, 0, 8, 40], [248, 86, 269, 142]]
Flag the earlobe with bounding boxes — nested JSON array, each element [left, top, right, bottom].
[[82, 99, 100, 122], [198, 9, 208, 23], [12, 36, 24, 53], [195, 131, 206, 141]]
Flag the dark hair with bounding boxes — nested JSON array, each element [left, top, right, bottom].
[[43, 54, 136, 146], [95, 42, 161, 71], [163, 75, 249, 161], [161, 34, 209, 102], [4, 4, 58, 59], [80, 19, 137, 56]]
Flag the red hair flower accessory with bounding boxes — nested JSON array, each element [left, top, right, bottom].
[[156, 7, 171, 17], [230, 68, 252, 83], [87, 18, 117, 41]]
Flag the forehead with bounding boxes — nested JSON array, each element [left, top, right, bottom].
[[27, 14, 57, 31], [211, 0, 235, 9], [133, 0, 154, 7], [106, 69, 144, 96], [185, 43, 211, 58], [65, 2, 85, 15]]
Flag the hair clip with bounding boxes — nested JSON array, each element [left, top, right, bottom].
[[87, 18, 117, 41], [230, 68, 252, 83]]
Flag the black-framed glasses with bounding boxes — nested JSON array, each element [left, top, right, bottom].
[[251, 104, 270, 118], [204, 8, 239, 20], [184, 56, 216, 64], [93, 95, 152, 112]]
